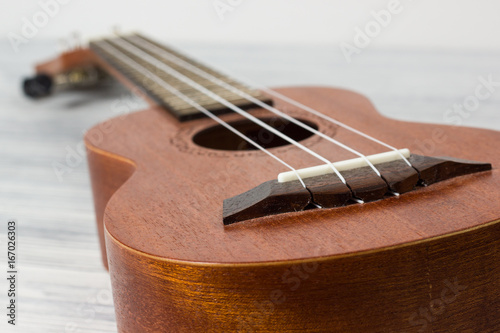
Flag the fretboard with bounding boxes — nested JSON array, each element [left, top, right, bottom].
[[89, 34, 272, 121]]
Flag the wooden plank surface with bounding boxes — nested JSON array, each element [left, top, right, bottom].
[[0, 39, 499, 332]]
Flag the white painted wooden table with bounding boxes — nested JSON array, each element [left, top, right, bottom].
[[0, 39, 499, 333]]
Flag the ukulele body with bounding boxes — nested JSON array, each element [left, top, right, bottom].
[[85, 86, 500, 332]]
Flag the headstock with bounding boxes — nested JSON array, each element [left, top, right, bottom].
[[23, 42, 107, 98]]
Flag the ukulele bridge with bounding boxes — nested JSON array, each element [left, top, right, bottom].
[[223, 153, 492, 225]]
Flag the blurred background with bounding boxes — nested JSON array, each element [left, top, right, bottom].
[[3, 0, 500, 48], [1, 1, 499, 332], [2, 0, 500, 127]]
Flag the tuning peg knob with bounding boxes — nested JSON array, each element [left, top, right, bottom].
[[22, 74, 53, 98]]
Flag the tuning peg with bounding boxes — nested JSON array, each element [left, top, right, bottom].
[[23, 74, 53, 98]]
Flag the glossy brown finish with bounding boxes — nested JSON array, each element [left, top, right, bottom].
[[222, 155, 491, 224], [29, 35, 500, 331], [85, 87, 499, 263], [222, 179, 311, 225], [106, 218, 500, 332], [341, 164, 389, 201], [84, 86, 499, 332], [410, 154, 493, 185], [86, 139, 135, 268], [304, 173, 352, 208], [377, 158, 419, 193]]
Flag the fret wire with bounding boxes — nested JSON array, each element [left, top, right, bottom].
[[91, 43, 261, 119], [96, 40, 308, 188], [104, 37, 350, 185], [124, 35, 386, 178], [124, 34, 412, 168], [115, 35, 383, 180], [90, 36, 271, 120], [123, 36, 383, 178]]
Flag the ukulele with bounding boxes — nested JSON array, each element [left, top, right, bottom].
[[24, 33, 500, 333]]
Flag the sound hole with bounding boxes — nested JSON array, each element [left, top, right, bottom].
[[193, 117, 318, 151]]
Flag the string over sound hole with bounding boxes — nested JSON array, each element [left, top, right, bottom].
[[193, 117, 318, 151]]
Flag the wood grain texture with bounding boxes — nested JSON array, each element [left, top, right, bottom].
[[84, 86, 500, 332], [85, 87, 500, 263], [7, 39, 500, 333], [105, 218, 500, 332], [304, 173, 352, 207], [222, 155, 490, 224], [222, 179, 312, 225], [86, 143, 136, 269]]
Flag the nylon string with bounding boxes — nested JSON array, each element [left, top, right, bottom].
[[96, 40, 309, 190], [121, 34, 386, 179], [105, 37, 349, 185]]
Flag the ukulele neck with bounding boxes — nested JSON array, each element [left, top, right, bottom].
[[89, 33, 272, 121]]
